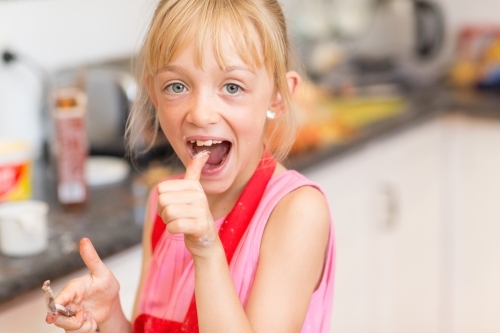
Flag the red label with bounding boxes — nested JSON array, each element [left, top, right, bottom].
[[0, 163, 23, 197]]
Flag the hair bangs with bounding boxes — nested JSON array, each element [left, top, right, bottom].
[[145, 0, 268, 76], [215, 10, 263, 72], [144, 1, 205, 76]]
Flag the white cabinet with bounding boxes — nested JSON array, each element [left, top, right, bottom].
[[366, 121, 445, 333], [0, 244, 142, 333], [304, 120, 445, 333], [443, 116, 500, 333], [305, 148, 378, 332]]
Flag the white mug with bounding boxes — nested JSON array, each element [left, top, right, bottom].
[[0, 200, 49, 257]]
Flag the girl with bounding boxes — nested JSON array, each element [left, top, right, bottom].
[[47, 0, 335, 332]]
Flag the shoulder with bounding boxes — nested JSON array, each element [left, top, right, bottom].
[[271, 181, 330, 234], [254, 173, 331, 306], [263, 171, 331, 255], [268, 169, 329, 223]]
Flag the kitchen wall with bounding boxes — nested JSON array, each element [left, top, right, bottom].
[[418, 0, 500, 82], [440, 0, 500, 30], [1, 0, 498, 74], [0, 0, 156, 71], [436, 0, 500, 66], [0, 0, 497, 156]]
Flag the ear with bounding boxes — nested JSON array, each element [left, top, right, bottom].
[[268, 71, 301, 118], [145, 78, 159, 108]]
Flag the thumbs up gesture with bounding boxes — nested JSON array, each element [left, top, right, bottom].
[[157, 151, 219, 256], [48, 238, 121, 332]]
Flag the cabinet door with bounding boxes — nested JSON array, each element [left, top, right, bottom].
[[367, 120, 445, 333], [445, 116, 500, 333], [304, 150, 378, 333], [0, 245, 142, 333]]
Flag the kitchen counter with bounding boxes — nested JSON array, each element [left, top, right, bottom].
[[286, 87, 500, 171], [0, 86, 498, 304], [0, 165, 145, 304]]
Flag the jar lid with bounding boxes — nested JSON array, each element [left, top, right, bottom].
[[0, 141, 32, 164]]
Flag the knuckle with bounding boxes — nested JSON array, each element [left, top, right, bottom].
[[157, 181, 170, 193], [190, 190, 205, 202], [157, 194, 170, 207], [187, 180, 202, 191], [166, 219, 183, 234], [169, 218, 198, 235], [163, 204, 176, 218]]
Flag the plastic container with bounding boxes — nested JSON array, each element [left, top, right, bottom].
[[0, 48, 44, 158], [0, 200, 49, 257], [0, 141, 33, 202], [52, 87, 88, 205]]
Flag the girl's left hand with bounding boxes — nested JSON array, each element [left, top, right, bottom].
[[48, 238, 121, 333], [156, 152, 219, 256]]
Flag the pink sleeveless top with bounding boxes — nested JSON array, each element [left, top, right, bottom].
[[138, 170, 336, 332]]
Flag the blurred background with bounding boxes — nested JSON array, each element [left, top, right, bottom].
[[0, 0, 499, 332]]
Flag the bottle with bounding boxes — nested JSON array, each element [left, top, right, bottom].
[[52, 87, 88, 207], [0, 50, 43, 158]]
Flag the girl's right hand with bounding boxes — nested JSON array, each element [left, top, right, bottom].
[[48, 238, 121, 332], [157, 151, 219, 258]]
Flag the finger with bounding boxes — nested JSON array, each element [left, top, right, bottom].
[[79, 238, 109, 278], [157, 179, 203, 193], [160, 204, 204, 224], [157, 190, 205, 209], [46, 312, 58, 324], [166, 218, 207, 236], [53, 310, 86, 331], [184, 150, 210, 180], [67, 312, 98, 333], [54, 279, 86, 308]]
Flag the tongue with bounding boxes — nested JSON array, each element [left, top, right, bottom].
[[193, 142, 230, 165]]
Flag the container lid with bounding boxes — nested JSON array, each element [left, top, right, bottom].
[[0, 141, 32, 164], [85, 156, 130, 187], [0, 200, 48, 219]]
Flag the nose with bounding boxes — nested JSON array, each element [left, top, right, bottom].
[[186, 91, 220, 128]]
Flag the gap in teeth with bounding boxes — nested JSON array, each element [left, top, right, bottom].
[[193, 140, 222, 146]]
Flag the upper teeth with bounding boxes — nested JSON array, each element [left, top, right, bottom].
[[192, 140, 222, 146]]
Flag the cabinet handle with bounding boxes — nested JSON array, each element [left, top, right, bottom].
[[380, 183, 400, 231]]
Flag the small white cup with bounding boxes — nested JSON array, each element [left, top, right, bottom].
[[0, 200, 49, 257]]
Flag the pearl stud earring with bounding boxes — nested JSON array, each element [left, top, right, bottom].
[[266, 110, 276, 119]]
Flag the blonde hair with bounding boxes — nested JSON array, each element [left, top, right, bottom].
[[126, 0, 300, 162]]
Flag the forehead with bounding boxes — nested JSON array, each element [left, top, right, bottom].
[[169, 31, 262, 71], [147, 6, 268, 75]]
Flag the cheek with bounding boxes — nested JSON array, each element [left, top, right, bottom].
[[236, 114, 267, 149], [157, 109, 184, 143]]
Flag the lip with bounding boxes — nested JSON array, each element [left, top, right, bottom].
[[185, 135, 232, 176]]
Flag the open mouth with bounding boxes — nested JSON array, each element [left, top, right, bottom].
[[188, 139, 231, 168]]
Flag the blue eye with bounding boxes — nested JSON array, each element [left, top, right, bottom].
[[166, 83, 186, 93], [224, 84, 241, 94]]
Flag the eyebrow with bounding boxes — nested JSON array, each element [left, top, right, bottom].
[[158, 65, 188, 74], [223, 65, 255, 74], [158, 64, 255, 75]]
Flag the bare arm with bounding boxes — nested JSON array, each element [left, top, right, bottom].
[[194, 185, 330, 333], [157, 155, 330, 332]]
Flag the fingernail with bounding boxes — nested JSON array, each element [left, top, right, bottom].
[[193, 150, 210, 159], [83, 312, 88, 321]]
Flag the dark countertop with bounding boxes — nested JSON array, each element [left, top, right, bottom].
[[285, 87, 499, 171], [0, 87, 498, 304], [0, 165, 146, 304]]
